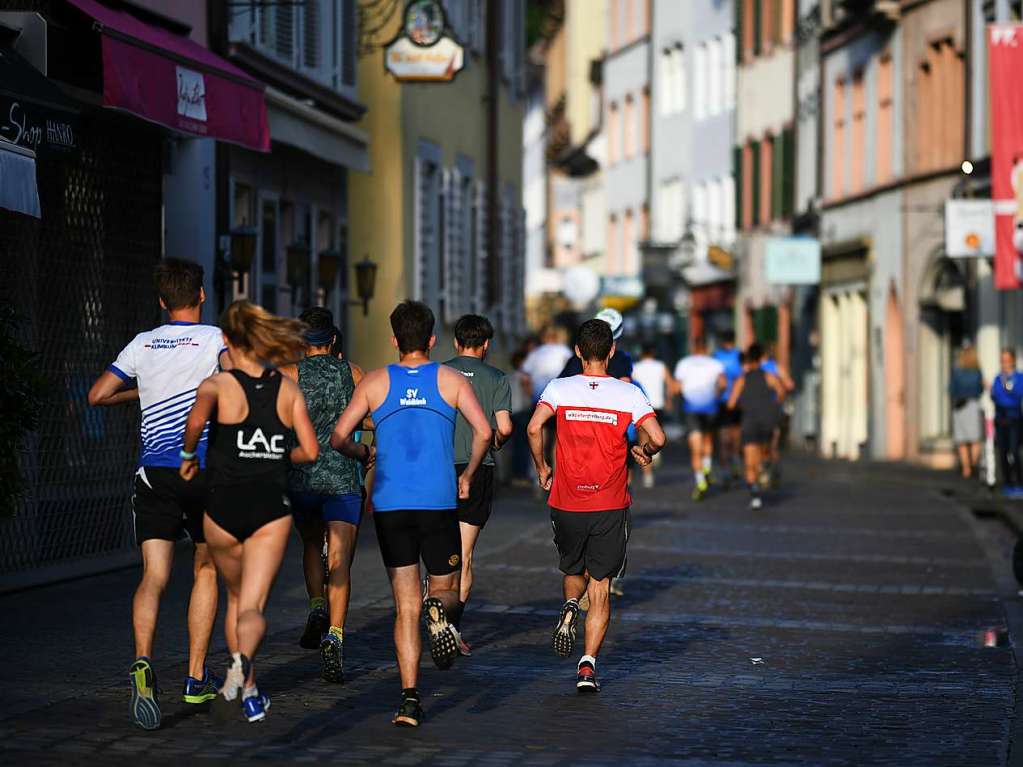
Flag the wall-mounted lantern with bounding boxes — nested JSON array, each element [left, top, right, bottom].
[[354, 255, 378, 317]]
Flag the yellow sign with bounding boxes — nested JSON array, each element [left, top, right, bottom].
[[707, 245, 734, 272]]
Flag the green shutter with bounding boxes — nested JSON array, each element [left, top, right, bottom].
[[733, 145, 743, 231], [751, 140, 760, 227], [782, 126, 795, 219], [753, 306, 779, 344], [772, 133, 784, 222], [753, 0, 762, 56], [736, 0, 743, 63]]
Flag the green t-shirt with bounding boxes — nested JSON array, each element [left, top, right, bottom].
[[444, 355, 512, 466]]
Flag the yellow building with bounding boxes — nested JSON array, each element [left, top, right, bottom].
[[348, 1, 526, 370]]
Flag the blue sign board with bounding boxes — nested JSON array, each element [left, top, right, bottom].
[[764, 237, 821, 285]]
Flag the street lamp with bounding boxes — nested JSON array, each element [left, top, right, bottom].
[[354, 255, 378, 317]]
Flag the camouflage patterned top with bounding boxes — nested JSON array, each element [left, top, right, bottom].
[[287, 354, 360, 496]]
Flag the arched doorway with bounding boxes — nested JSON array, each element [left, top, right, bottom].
[[918, 256, 967, 449], [885, 283, 906, 459]]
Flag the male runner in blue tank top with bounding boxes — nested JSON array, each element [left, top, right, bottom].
[[330, 300, 492, 728]]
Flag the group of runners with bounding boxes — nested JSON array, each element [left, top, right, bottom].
[[89, 258, 664, 731]]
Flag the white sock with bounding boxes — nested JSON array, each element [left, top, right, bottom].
[[702, 457, 712, 472], [695, 471, 705, 484], [242, 685, 258, 700], [578, 654, 597, 669]]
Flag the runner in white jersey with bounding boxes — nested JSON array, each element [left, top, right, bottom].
[[673, 337, 726, 501], [88, 258, 227, 731], [631, 344, 675, 488]]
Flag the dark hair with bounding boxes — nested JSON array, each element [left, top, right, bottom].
[[720, 329, 736, 344], [746, 342, 764, 362], [454, 314, 494, 350], [330, 326, 345, 358], [155, 258, 203, 310], [641, 343, 657, 357], [511, 350, 526, 368], [390, 300, 435, 354], [576, 318, 614, 362], [1004, 347, 1018, 361], [299, 306, 336, 348]]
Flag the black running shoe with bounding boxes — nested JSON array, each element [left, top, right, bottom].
[[299, 606, 329, 649], [320, 632, 344, 683], [393, 694, 423, 727], [423, 597, 458, 670], [552, 599, 579, 658], [576, 661, 600, 693]]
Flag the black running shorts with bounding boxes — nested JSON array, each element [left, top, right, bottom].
[[132, 466, 207, 545], [206, 482, 291, 542], [550, 507, 630, 582], [715, 408, 741, 429], [741, 418, 775, 446], [373, 508, 461, 574], [683, 411, 716, 436], [455, 463, 495, 528]]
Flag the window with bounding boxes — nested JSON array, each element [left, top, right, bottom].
[[851, 71, 865, 194], [607, 213, 619, 271], [832, 79, 846, 199], [723, 34, 736, 108], [751, 139, 761, 227], [624, 94, 635, 159], [693, 182, 707, 244], [657, 179, 684, 242], [741, 0, 755, 62], [611, 0, 621, 50], [771, 133, 784, 220], [707, 178, 722, 241], [708, 38, 722, 116], [915, 39, 964, 173], [624, 0, 635, 44], [694, 43, 707, 120], [623, 209, 635, 275], [761, 0, 775, 53], [781, 0, 795, 43], [608, 101, 620, 164], [660, 46, 685, 115], [722, 174, 736, 242], [760, 136, 773, 223], [640, 88, 650, 154], [876, 55, 894, 184], [742, 143, 755, 230], [415, 144, 443, 309]]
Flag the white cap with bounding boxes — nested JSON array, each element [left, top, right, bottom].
[[594, 308, 624, 340]]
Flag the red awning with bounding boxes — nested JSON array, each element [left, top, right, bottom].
[[67, 0, 270, 152]]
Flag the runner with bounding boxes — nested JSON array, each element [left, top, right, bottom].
[[713, 331, 744, 485], [283, 307, 365, 682], [527, 319, 665, 693], [444, 314, 513, 655], [728, 343, 787, 510], [631, 344, 675, 488], [179, 300, 321, 723], [558, 309, 633, 381], [761, 343, 795, 485], [329, 300, 492, 727], [673, 338, 726, 501], [87, 258, 225, 731]]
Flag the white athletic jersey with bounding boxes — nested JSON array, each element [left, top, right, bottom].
[[673, 355, 725, 415], [109, 322, 225, 468], [521, 343, 573, 401], [631, 358, 668, 410]]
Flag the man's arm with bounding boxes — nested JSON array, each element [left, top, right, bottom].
[[179, 378, 218, 481], [493, 410, 513, 450], [765, 372, 788, 401], [631, 415, 667, 467], [452, 373, 493, 498], [526, 402, 555, 490], [330, 373, 377, 466], [716, 372, 727, 396], [87, 371, 138, 407], [727, 375, 746, 410]]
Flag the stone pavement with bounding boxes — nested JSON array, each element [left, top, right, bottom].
[[0, 449, 1019, 766]]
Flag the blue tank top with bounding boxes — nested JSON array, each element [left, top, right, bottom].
[[714, 347, 743, 402], [372, 363, 457, 511]]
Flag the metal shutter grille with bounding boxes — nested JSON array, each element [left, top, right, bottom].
[[275, 2, 295, 63], [415, 157, 441, 307], [303, 0, 321, 70]]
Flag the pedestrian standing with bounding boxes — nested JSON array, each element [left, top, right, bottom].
[[179, 300, 321, 723], [992, 348, 1023, 495], [949, 345, 985, 480], [87, 258, 225, 731], [527, 319, 666, 693], [673, 337, 726, 500], [282, 307, 365, 683], [631, 344, 675, 488], [329, 301, 492, 727], [728, 343, 787, 510], [444, 314, 514, 655]]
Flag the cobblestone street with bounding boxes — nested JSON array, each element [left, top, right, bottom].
[[0, 449, 1019, 766]]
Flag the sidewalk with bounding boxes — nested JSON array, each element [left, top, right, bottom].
[[0, 448, 1016, 766]]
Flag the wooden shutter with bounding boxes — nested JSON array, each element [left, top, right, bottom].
[[750, 140, 760, 227], [733, 145, 743, 232], [771, 133, 784, 221], [782, 125, 795, 219]]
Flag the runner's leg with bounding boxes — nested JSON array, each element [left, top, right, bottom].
[[387, 564, 423, 690], [582, 576, 611, 657], [458, 522, 482, 605], [687, 431, 702, 478], [186, 543, 218, 679], [563, 573, 588, 601], [204, 516, 243, 656], [326, 520, 359, 630], [133, 539, 174, 660], [236, 515, 291, 686], [297, 515, 327, 601]]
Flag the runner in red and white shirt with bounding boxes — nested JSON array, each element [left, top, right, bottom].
[[526, 319, 666, 693]]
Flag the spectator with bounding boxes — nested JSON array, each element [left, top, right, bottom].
[[949, 345, 984, 480], [991, 348, 1023, 495]]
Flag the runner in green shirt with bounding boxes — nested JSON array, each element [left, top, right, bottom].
[[443, 314, 513, 655]]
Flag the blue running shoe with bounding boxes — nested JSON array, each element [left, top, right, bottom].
[[128, 658, 161, 730], [320, 631, 344, 683], [242, 691, 271, 723], [182, 667, 221, 704]]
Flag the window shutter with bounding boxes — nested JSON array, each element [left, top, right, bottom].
[[753, 0, 761, 57], [515, 206, 526, 334], [341, 0, 357, 86], [733, 145, 743, 232], [443, 168, 465, 324], [735, 0, 743, 63], [772, 133, 784, 221], [275, 3, 295, 64], [782, 125, 795, 219], [750, 140, 760, 227], [474, 181, 489, 314], [303, 0, 321, 71], [415, 157, 441, 307]]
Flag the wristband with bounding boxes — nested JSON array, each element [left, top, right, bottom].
[[180, 449, 197, 461], [642, 443, 656, 457]]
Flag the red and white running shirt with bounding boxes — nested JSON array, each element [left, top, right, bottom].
[[539, 375, 655, 513]]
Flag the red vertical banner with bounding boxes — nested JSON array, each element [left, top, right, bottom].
[[990, 24, 1023, 290]]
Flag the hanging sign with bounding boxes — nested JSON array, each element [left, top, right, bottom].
[[945, 199, 995, 257], [385, 0, 465, 83], [765, 237, 821, 285]]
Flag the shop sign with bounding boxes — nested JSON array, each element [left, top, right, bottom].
[[707, 245, 734, 272], [601, 275, 645, 298], [0, 96, 77, 153], [385, 0, 465, 83], [945, 199, 994, 257], [764, 237, 821, 285]]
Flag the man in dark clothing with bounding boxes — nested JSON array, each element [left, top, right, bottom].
[[992, 348, 1023, 494]]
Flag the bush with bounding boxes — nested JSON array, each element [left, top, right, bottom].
[[0, 307, 45, 517]]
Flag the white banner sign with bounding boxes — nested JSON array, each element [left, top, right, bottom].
[[386, 36, 465, 82], [945, 199, 995, 258]]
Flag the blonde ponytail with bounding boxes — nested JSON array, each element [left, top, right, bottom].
[[220, 300, 306, 367]]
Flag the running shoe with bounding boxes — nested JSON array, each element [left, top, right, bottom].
[[552, 599, 580, 658], [182, 667, 221, 704], [299, 606, 329, 649], [692, 478, 709, 501], [576, 661, 600, 693], [393, 694, 423, 727], [449, 625, 472, 657], [320, 632, 345, 683], [610, 578, 625, 597], [423, 597, 458, 670], [128, 658, 161, 731], [212, 653, 251, 723], [242, 691, 271, 723]]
